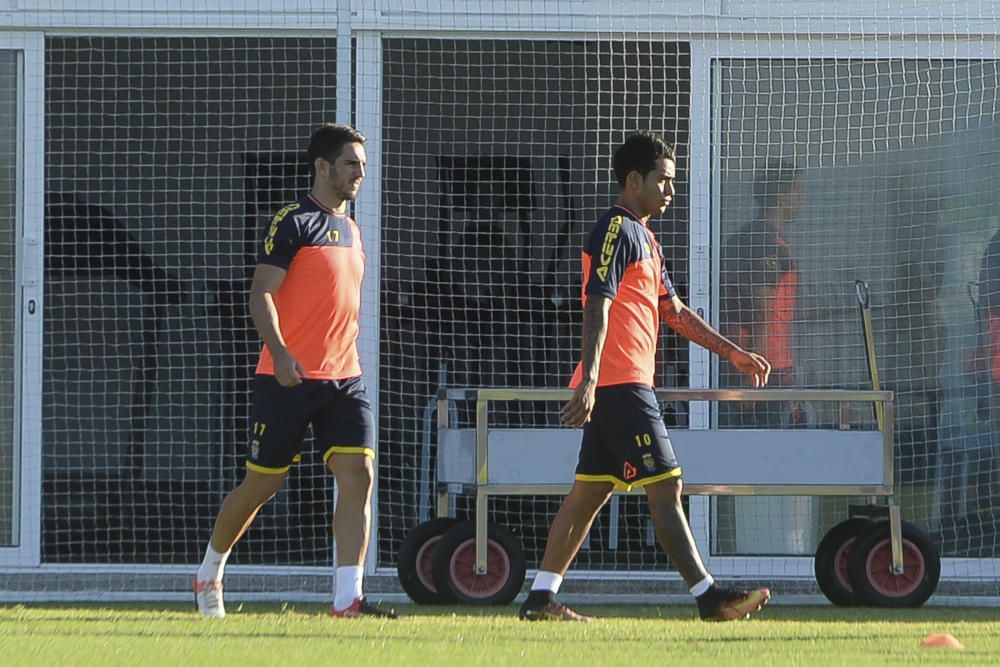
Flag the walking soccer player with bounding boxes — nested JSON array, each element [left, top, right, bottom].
[[519, 132, 773, 622], [194, 123, 396, 619]]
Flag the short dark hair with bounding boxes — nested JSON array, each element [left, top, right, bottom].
[[753, 159, 800, 213], [307, 123, 366, 176], [613, 132, 676, 187]]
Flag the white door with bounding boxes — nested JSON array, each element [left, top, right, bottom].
[[0, 33, 44, 566]]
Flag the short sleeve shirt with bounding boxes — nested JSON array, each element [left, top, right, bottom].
[[254, 194, 366, 380], [720, 220, 799, 370], [980, 229, 1000, 311], [570, 205, 676, 388], [720, 221, 796, 326]]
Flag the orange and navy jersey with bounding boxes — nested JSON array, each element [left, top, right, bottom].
[[570, 205, 676, 389], [978, 229, 1000, 380], [254, 194, 365, 380], [720, 220, 799, 371]]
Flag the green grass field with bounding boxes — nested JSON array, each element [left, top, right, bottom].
[[2, 602, 998, 666]]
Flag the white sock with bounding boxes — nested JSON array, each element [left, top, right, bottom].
[[334, 565, 364, 610], [531, 571, 563, 594], [197, 544, 231, 583], [689, 574, 715, 598]]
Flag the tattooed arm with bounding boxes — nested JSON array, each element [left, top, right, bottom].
[[561, 295, 613, 427], [659, 295, 771, 388]]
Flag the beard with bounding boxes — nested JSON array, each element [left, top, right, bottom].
[[334, 182, 360, 202]]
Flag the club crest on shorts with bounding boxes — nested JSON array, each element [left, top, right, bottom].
[[642, 453, 656, 472], [250, 439, 260, 460]]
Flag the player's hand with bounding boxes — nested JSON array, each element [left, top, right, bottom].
[[561, 381, 597, 428], [729, 349, 771, 388], [273, 348, 307, 387]]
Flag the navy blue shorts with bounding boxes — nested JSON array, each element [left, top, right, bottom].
[[576, 383, 681, 491], [245, 374, 374, 474]]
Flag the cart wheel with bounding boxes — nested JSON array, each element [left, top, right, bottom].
[[431, 520, 526, 606], [397, 517, 462, 604], [847, 521, 941, 607], [814, 518, 872, 606]]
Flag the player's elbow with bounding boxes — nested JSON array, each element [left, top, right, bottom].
[[658, 298, 681, 325], [247, 288, 276, 320]]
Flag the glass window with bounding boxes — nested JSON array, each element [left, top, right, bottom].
[[44, 37, 337, 564], [381, 38, 692, 569], [714, 59, 1000, 557], [0, 50, 17, 546]]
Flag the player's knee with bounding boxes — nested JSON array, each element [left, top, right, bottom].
[[665, 476, 684, 501], [646, 475, 683, 504], [237, 474, 284, 506], [568, 481, 614, 511], [327, 454, 374, 492], [666, 475, 683, 493]]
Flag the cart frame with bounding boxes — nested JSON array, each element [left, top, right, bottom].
[[435, 387, 899, 577]]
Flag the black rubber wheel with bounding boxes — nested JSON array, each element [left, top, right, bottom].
[[397, 517, 462, 604], [847, 521, 941, 608], [431, 520, 526, 606], [814, 518, 873, 606]]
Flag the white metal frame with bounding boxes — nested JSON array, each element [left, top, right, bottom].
[[353, 26, 385, 577], [0, 0, 995, 594], [686, 40, 715, 571], [0, 31, 44, 568], [437, 388, 897, 581], [698, 32, 1000, 580]]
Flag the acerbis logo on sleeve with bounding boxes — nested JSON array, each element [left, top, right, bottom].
[[595, 215, 623, 281], [263, 202, 301, 256]]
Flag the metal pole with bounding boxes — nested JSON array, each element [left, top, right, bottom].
[[855, 280, 885, 430], [475, 393, 489, 574]]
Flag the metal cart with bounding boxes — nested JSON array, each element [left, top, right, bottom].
[[396, 386, 941, 608]]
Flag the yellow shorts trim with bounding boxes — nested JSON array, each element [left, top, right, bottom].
[[246, 461, 291, 475], [322, 445, 376, 463], [575, 467, 682, 493], [245, 453, 301, 475], [575, 473, 631, 491], [631, 468, 683, 488]]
